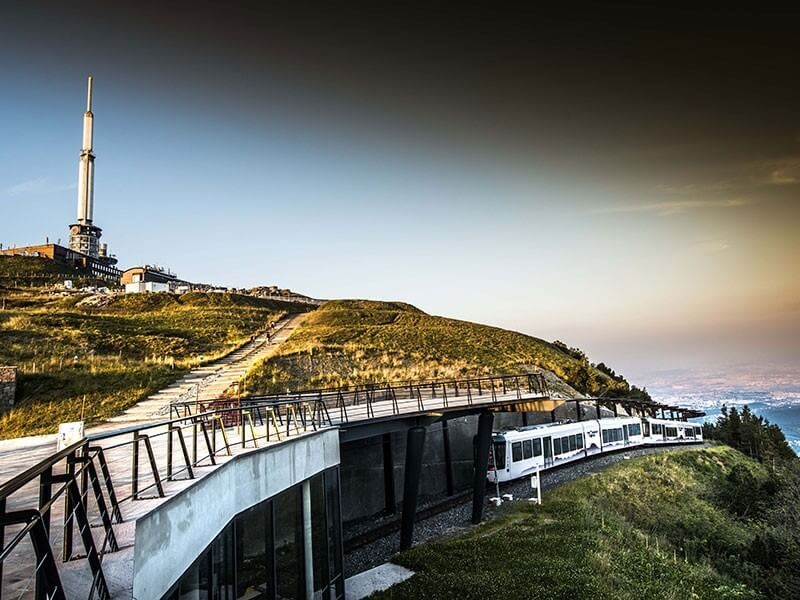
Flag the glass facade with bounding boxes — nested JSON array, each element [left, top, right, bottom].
[[164, 468, 343, 600]]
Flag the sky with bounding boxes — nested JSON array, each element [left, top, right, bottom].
[[1, 3, 798, 380]]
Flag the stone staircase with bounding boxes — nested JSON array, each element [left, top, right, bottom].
[[106, 313, 307, 423]]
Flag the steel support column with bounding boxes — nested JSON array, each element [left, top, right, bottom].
[[399, 426, 426, 550], [442, 420, 455, 497], [471, 411, 494, 524], [382, 433, 396, 514]]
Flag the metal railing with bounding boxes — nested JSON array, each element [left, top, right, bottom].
[[0, 373, 549, 599], [170, 372, 550, 422]]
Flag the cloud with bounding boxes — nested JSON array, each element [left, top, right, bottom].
[[3, 177, 75, 196], [769, 164, 800, 185], [587, 198, 748, 216], [690, 238, 731, 254]]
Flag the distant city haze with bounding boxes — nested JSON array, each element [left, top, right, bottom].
[[1, 3, 798, 379]]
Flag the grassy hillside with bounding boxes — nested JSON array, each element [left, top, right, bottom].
[[382, 446, 800, 599], [0, 290, 314, 438], [245, 299, 629, 396]]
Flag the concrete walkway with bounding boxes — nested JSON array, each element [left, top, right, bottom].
[[345, 563, 415, 599], [107, 312, 307, 423]]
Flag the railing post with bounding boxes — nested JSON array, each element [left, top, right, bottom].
[[142, 435, 165, 498], [36, 466, 53, 600], [132, 431, 140, 500], [0, 497, 5, 594], [192, 418, 198, 465], [62, 448, 76, 560], [89, 447, 122, 522], [166, 426, 174, 481]]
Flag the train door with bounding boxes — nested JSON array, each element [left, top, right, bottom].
[[623, 424, 630, 445], [642, 420, 650, 438], [543, 436, 553, 467]]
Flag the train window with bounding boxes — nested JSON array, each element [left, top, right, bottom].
[[665, 427, 677, 437], [577, 434, 583, 449], [685, 428, 694, 438], [561, 436, 569, 453], [512, 442, 522, 462], [694, 427, 702, 436], [569, 435, 577, 452], [533, 438, 542, 456], [602, 430, 608, 444], [629, 423, 641, 436], [523, 440, 533, 459], [553, 438, 562, 455], [492, 443, 506, 470], [493, 443, 506, 469]]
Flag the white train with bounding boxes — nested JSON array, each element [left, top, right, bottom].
[[488, 416, 703, 483]]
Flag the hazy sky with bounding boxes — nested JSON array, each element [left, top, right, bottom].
[[1, 3, 798, 380]]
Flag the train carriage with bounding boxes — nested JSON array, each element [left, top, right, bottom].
[[489, 415, 703, 484]]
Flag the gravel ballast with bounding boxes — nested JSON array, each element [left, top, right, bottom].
[[344, 443, 708, 577]]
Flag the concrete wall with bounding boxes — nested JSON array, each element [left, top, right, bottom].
[[0, 367, 17, 412], [132, 429, 340, 600]]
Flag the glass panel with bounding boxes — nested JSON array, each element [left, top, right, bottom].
[[211, 523, 235, 600], [275, 485, 304, 599], [543, 437, 552, 459], [492, 442, 506, 469], [236, 500, 272, 599], [532, 438, 542, 457], [522, 440, 533, 459], [569, 435, 577, 452], [553, 437, 561, 455], [512, 442, 522, 462], [325, 469, 344, 600], [177, 547, 210, 600], [311, 474, 330, 594], [577, 434, 583, 449]]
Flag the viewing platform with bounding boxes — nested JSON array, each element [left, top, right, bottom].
[[0, 373, 701, 599]]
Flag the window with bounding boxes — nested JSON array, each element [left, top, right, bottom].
[[553, 437, 562, 455], [236, 499, 272, 599], [576, 434, 583, 450], [694, 427, 702, 436], [512, 442, 522, 462], [523, 439, 533, 460], [665, 427, 678, 437], [628, 423, 641, 437], [275, 485, 305, 599], [491, 442, 506, 470], [568, 435, 577, 452], [533, 438, 542, 457], [602, 430, 609, 444], [310, 474, 329, 596]]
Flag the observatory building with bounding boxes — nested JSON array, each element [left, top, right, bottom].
[[1, 77, 120, 281]]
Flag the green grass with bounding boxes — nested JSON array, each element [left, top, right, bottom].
[[378, 446, 800, 600], [245, 299, 625, 396], [0, 289, 315, 438], [0, 255, 106, 287]]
